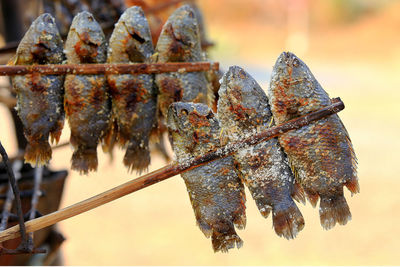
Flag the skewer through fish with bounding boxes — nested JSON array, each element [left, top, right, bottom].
[[64, 11, 111, 174], [268, 52, 359, 230], [107, 6, 157, 172], [167, 102, 246, 252], [11, 13, 65, 166], [217, 66, 305, 239]]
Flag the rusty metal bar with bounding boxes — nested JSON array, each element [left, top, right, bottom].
[[0, 62, 219, 76], [0, 98, 345, 243]]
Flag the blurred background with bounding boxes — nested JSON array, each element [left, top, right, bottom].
[[0, 0, 399, 265]]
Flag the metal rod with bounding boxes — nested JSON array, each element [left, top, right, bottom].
[[0, 62, 219, 76], [0, 98, 345, 243]]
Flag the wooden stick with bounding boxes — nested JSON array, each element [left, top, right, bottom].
[[0, 98, 345, 242], [0, 62, 219, 76]]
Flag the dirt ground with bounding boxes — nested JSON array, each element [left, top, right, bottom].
[[1, 1, 400, 265]]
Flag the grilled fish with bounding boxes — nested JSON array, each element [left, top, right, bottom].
[[155, 5, 210, 119], [268, 52, 359, 230], [107, 6, 157, 172], [64, 11, 111, 174], [167, 102, 246, 252], [11, 13, 65, 166], [217, 66, 305, 239]]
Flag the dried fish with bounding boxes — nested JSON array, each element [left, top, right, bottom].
[[217, 66, 305, 239], [11, 13, 65, 166], [107, 6, 157, 172], [268, 52, 359, 230], [154, 5, 210, 119], [64, 11, 111, 174], [167, 102, 246, 253]]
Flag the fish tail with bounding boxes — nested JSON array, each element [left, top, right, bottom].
[[319, 193, 352, 230], [24, 140, 52, 166], [292, 181, 306, 205], [123, 140, 150, 173], [272, 202, 305, 239], [345, 177, 360, 195], [71, 147, 98, 175], [211, 223, 243, 253]]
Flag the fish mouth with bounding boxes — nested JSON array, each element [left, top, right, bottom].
[[278, 51, 301, 68], [167, 103, 187, 133]]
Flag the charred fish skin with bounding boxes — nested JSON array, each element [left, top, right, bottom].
[[155, 5, 209, 119], [268, 52, 359, 230], [107, 6, 157, 172], [11, 13, 65, 166], [64, 11, 110, 174], [217, 66, 305, 239], [167, 102, 246, 253]]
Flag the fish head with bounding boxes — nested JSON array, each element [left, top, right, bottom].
[[271, 51, 315, 99], [218, 66, 272, 136], [269, 52, 331, 121], [16, 13, 63, 64], [158, 5, 201, 61], [69, 11, 106, 63], [167, 102, 219, 154], [119, 6, 154, 61]]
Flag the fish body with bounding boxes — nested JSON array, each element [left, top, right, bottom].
[[167, 102, 246, 252], [268, 52, 359, 229], [12, 13, 65, 166], [217, 66, 304, 239], [107, 6, 157, 172], [155, 5, 209, 119], [64, 11, 111, 174]]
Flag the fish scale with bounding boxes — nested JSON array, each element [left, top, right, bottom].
[[268, 52, 359, 230], [167, 102, 246, 253], [217, 66, 305, 239]]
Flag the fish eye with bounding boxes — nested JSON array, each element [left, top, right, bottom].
[[180, 109, 188, 116], [206, 112, 213, 120]]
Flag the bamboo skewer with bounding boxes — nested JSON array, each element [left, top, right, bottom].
[[0, 62, 219, 76], [0, 98, 345, 243]]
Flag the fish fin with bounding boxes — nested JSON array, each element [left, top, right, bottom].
[[196, 218, 213, 238], [292, 181, 306, 204], [101, 119, 117, 157], [206, 81, 216, 112], [232, 193, 247, 230], [123, 140, 150, 174], [219, 128, 229, 147], [339, 118, 359, 193], [49, 118, 64, 145], [258, 204, 272, 218], [304, 188, 319, 207], [24, 140, 51, 166], [319, 193, 352, 230], [71, 147, 98, 175], [211, 221, 243, 253], [345, 177, 360, 195], [273, 202, 305, 239], [7, 54, 18, 65]]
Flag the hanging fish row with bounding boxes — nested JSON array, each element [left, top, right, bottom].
[[167, 61, 358, 252], [11, 5, 215, 174]]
